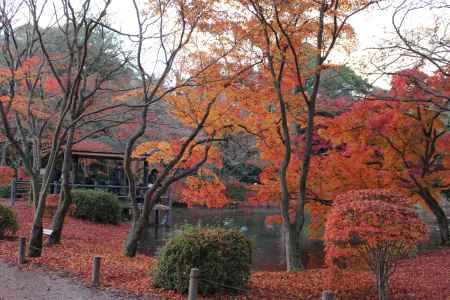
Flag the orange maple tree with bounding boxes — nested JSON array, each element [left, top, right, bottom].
[[132, 62, 245, 210], [203, 0, 375, 271]]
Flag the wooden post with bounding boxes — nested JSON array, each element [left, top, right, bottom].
[[322, 290, 336, 300], [188, 268, 199, 300], [10, 178, 16, 206], [92, 256, 101, 287], [18, 237, 26, 265]]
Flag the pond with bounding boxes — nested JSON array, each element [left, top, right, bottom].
[[137, 206, 445, 271], [137, 207, 324, 271]]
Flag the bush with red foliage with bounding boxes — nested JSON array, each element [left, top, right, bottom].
[[324, 189, 428, 300], [0, 166, 15, 187]]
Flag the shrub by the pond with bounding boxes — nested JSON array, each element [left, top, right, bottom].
[[153, 227, 252, 296], [71, 189, 121, 224], [0, 203, 18, 239]]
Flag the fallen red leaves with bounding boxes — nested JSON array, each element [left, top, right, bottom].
[[1, 199, 449, 300]]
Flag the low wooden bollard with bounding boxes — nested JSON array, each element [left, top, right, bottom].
[[188, 268, 199, 300], [18, 237, 26, 265], [322, 290, 336, 300], [92, 256, 101, 287]]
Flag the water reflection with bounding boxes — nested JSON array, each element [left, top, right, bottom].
[[137, 207, 324, 271]]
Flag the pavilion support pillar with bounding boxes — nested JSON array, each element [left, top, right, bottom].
[[71, 156, 78, 184], [143, 160, 149, 186]]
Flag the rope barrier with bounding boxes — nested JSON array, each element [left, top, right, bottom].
[[198, 277, 307, 300]]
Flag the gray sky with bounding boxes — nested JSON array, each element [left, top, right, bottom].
[[28, 0, 450, 89]]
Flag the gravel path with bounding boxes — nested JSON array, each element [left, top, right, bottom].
[[0, 263, 158, 300]]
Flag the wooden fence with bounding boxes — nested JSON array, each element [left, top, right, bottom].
[[9, 179, 173, 226]]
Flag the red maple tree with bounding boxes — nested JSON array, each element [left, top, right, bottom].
[[324, 189, 428, 300]]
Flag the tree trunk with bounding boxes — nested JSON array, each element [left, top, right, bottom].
[[124, 190, 158, 257], [376, 260, 388, 300], [28, 192, 46, 257], [0, 142, 8, 166], [282, 222, 302, 271], [124, 216, 148, 257], [49, 129, 74, 245], [30, 174, 40, 208], [28, 150, 58, 257], [273, 77, 302, 271], [294, 101, 316, 271], [123, 106, 149, 223], [418, 188, 449, 244]]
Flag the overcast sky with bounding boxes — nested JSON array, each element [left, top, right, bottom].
[[30, 0, 449, 89], [107, 0, 448, 89]]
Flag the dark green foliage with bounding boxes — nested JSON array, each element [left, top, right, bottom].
[[221, 162, 261, 184], [0, 185, 11, 198], [225, 184, 248, 202], [319, 65, 372, 99], [71, 189, 121, 224], [0, 203, 18, 239], [153, 227, 252, 295]]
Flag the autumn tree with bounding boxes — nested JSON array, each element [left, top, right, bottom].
[[115, 0, 256, 256], [368, 0, 449, 113], [322, 69, 450, 244], [0, 0, 129, 256], [0, 9, 62, 215], [208, 0, 376, 271], [41, 4, 135, 246], [359, 0, 450, 243], [324, 189, 427, 300], [124, 61, 248, 256]]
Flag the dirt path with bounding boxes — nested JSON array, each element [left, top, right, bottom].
[[0, 263, 158, 300]]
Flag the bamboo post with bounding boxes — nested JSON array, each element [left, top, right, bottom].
[[322, 290, 336, 300], [188, 268, 199, 300], [18, 237, 26, 265], [92, 256, 101, 287]]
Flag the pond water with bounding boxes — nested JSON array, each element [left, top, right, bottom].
[[137, 206, 445, 271], [137, 207, 324, 271]]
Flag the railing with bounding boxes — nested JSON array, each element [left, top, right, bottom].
[[10, 179, 31, 206], [48, 182, 149, 200], [9, 180, 173, 226]]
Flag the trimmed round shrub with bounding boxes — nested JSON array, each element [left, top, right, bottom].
[[0, 203, 19, 239], [71, 189, 121, 224], [153, 227, 252, 295]]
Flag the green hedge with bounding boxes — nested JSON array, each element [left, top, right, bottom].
[[0, 185, 10, 198], [71, 189, 121, 224], [153, 227, 252, 295], [0, 203, 18, 239]]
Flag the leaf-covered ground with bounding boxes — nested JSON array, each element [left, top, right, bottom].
[[1, 200, 449, 300]]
